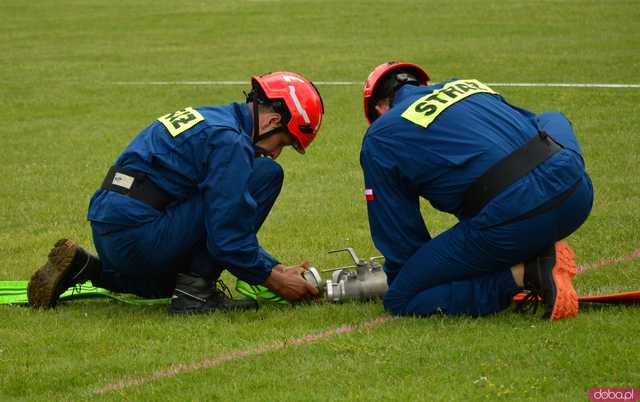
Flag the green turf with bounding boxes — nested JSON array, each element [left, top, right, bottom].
[[1, 0, 639, 400]]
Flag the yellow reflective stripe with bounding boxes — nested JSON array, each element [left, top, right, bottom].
[[157, 107, 205, 137], [400, 79, 498, 128]]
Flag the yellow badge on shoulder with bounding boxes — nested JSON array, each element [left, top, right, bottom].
[[158, 107, 205, 137], [401, 79, 498, 129]]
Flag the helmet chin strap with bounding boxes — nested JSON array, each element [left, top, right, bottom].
[[252, 100, 286, 150], [252, 99, 260, 143], [254, 127, 287, 157]]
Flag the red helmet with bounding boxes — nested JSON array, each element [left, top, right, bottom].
[[251, 72, 324, 154], [363, 61, 430, 124]]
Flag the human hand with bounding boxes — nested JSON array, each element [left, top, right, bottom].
[[272, 260, 311, 276], [264, 266, 319, 302]]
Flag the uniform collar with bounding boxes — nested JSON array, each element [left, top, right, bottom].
[[235, 102, 254, 139], [392, 84, 421, 106]]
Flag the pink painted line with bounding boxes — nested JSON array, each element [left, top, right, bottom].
[[577, 248, 640, 273], [95, 315, 396, 394], [92, 248, 639, 394]]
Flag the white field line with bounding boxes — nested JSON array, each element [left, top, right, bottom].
[[111, 81, 640, 89]]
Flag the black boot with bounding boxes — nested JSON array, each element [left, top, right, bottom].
[[28, 239, 102, 309], [516, 241, 578, 320], [169, 273, 258, 315]]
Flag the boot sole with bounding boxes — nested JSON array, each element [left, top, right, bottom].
[[548, 241, 579, 320], [168, 303, 218, 315], [27, 239, 78, 309], [169, 303, 258, 315]]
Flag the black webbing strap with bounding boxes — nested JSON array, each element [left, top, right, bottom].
[[462, 132, 563, 218], [101, 166, 174, 211]]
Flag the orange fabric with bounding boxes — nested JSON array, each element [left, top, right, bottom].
[[548, 241, 579, 320]]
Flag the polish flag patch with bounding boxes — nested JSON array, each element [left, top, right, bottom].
[[364, 188, 375, 201]]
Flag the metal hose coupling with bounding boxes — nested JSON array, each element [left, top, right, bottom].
[[302, 267, 323, 290], [303, 248, 388, 303]]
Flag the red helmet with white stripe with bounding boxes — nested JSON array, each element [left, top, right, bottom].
[[363, 61, 430, 124], [251, 72, 324, 154]]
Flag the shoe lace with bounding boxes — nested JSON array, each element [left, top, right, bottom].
[[215, 279, 234, 299], [515, 291, 543, 314], [60, 284, 85, 300], [71, 284, 83, 296]]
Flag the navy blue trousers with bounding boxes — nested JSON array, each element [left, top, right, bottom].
[[384, 116, 594, 317], [90, 158, 283, 298]]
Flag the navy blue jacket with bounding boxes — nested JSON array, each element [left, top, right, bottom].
[[360, 81, 586, 275], [88, 103, 279, 284]]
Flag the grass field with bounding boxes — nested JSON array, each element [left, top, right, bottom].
[[1, 0, 639, 400]]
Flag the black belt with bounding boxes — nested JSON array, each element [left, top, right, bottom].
[[462, 132, 563, 218], [101, 166, 174, 211]]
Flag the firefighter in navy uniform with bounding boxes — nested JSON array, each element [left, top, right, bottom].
[[28, 71, 324, 314], [360, 62, 593, 320]]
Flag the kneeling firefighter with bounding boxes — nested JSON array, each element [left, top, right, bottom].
[[28, 71, 324, 314], [359, 61, 594, 320]]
